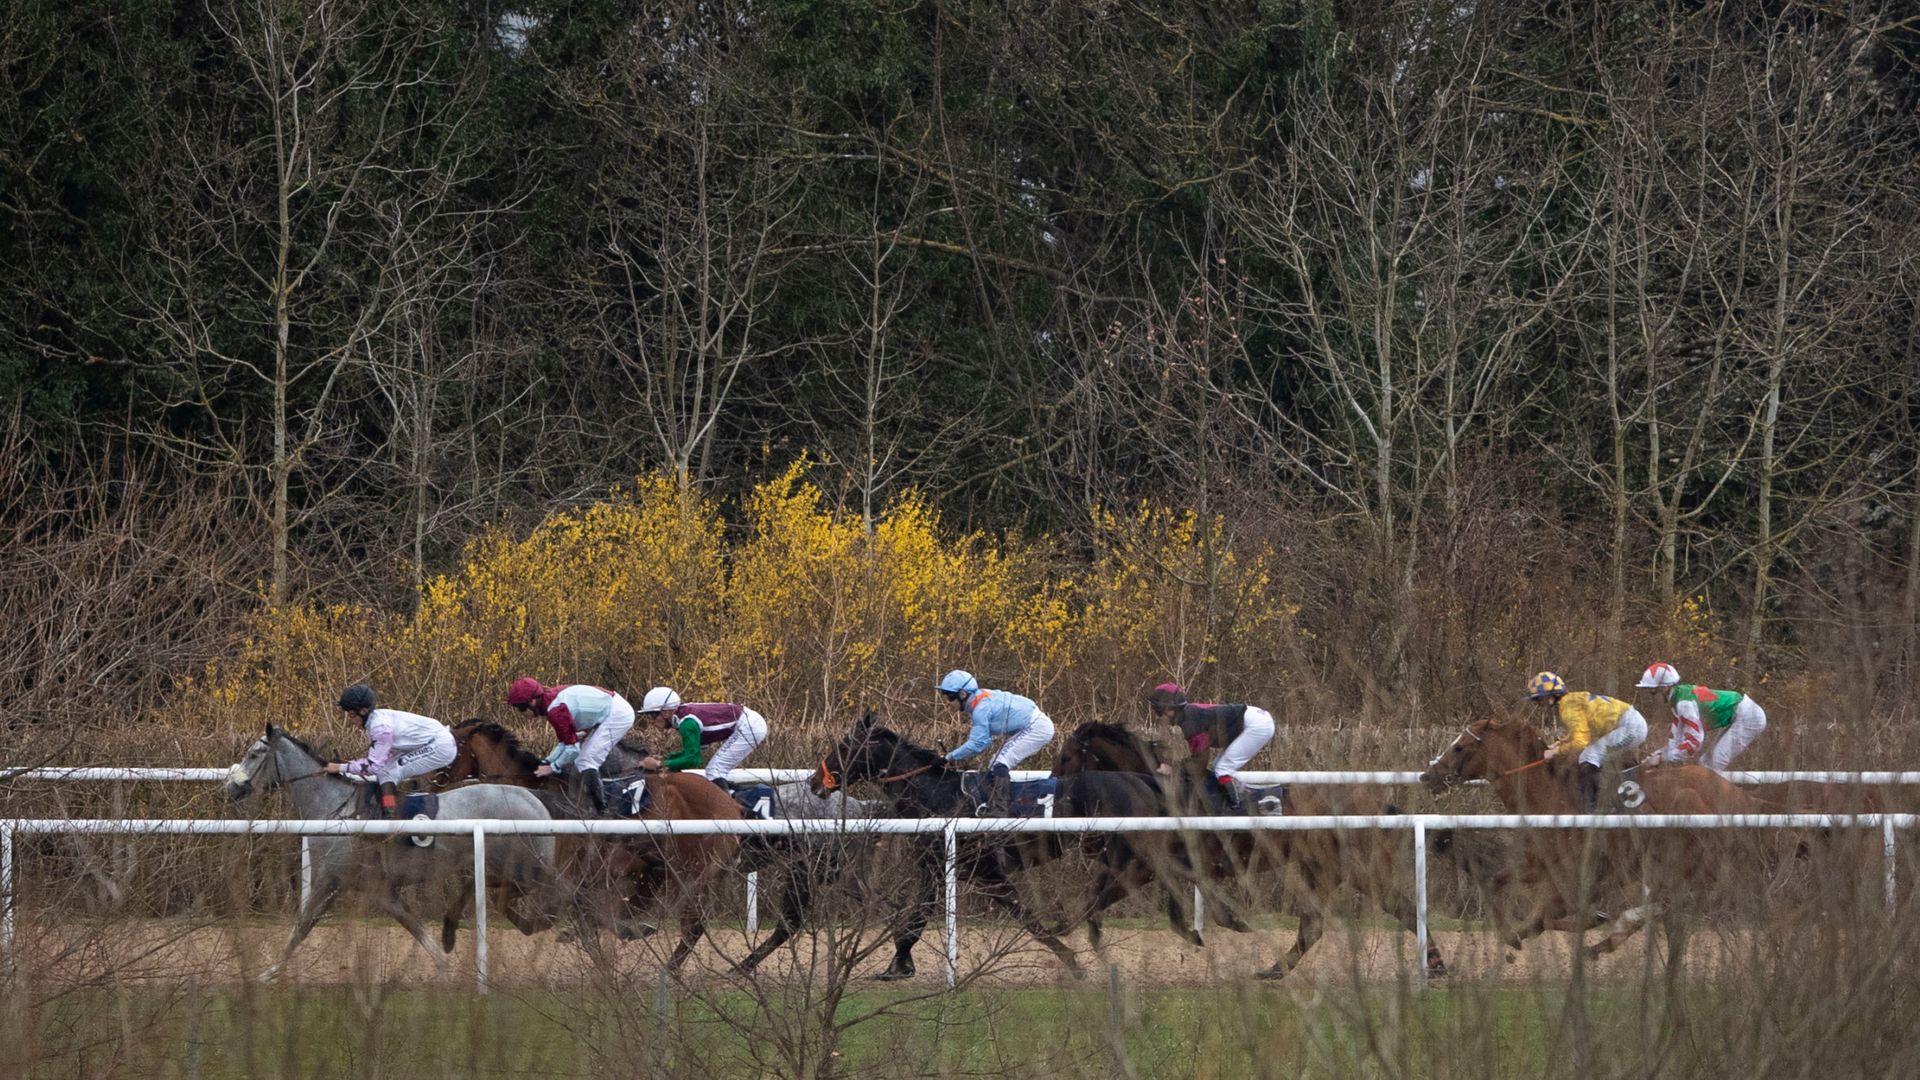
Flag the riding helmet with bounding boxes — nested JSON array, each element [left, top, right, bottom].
[[337, 684, 376, 712], [1146, 683, 1190, 710], [1635, 662, 1680, 689], [936, 669, 979, 697], [1525, 672, 1567, 700], [641, 686, 682, 713], [506, 677, 545, 708]]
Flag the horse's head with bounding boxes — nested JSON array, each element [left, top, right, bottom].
[[428, 719, 490, 791], [1053, 721, 1157, 776], [812, 709, 919, 797], [1421, 716, 1541, 792], [225, 726, 279, 803]]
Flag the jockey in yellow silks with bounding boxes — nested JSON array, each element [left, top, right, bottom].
[[1527, 672, 1648, 811]]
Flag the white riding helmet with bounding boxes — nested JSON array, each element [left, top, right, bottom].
[[640, 686, 683, 713], [1636, 662, 1680, 689]]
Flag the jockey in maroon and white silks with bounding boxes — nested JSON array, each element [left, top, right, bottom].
[[1146, 683, 1276, 808]]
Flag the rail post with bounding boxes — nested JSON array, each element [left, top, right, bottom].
[[2, 824, 13, 975], [472, 826, 488, 995], [944, 822, 959, 990], [1885, 818, 1898, 912], [1192, 887, 1204, 936], [1413, 819, 1429, 989], [299, 837, 313, 913], [746, 871, 759, 934]]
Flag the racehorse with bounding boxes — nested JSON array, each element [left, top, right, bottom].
[[433, 719, 742, 969], [1420, 715, 1787, 958], [226, 724, 559, 980], [1054, 721, 1447, 980], [810, 710, 1182, 980], [438, 719, 891, 973]]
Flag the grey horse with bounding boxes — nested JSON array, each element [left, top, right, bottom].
[[226, 723, 560, 980]]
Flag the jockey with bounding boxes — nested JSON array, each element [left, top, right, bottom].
[[324, 684, 456, 818], [634, 687, 769, 790], [937, 669, 1055, 818], [1527, 671, 1648, 811], [506, 677, 636, 815], [1635, 661, 1768, 774], [1145, 683, 1276, 812]]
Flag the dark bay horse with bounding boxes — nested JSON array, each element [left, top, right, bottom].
[[435, 719, 742, 970], [809, 711, 1184, 980], [1421, 715, 1792, 959], [1054, 721, 1447, 980]]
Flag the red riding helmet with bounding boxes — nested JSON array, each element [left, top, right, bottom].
[[506, 677, 546, 709], [1146, 683, 1190, 710]]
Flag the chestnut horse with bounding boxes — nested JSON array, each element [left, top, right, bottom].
[[1053, 721, 1447, 980], [435, 719, 742, 969], [1420, 715, 1793, 958]]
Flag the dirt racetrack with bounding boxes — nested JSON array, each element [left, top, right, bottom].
[[8, 914, 1763, 991]]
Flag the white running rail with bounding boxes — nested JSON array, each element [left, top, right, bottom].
[[0, 812, 1906, 993]]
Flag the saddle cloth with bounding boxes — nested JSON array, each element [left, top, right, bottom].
[[599, 774, 651, 817], [730, 784, 780, 820], [962, 773, 1059, 817]]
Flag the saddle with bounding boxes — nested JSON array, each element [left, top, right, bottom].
[[730, 784, 780, 820]]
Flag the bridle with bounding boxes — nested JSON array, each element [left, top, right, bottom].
[[1441, 723, 1550, 780], [817, 744, 942, 793]]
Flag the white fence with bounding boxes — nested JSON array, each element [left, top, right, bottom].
[[11, 766, 1920, 785], [0, 812, 1908, 994]]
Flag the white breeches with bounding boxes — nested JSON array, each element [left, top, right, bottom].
[[1213, 707, 1277, 779], [376, 731, 456, 785], [574, 699, 637, 773], [1578, 708, 1648, 768], [990, 711, 1056, 771], [1702, 698, 1767, 774], [702, 708, 770, 782]]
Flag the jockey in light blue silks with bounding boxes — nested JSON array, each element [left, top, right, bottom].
[[506, 677, 637, 816], [323, 684, 456, 818], [937, 669, 1055, 818]]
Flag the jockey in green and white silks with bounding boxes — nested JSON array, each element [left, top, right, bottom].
[[1636, 662, 1768, 774]]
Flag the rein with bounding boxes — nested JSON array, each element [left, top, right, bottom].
[[817, 754, 938, 791], [1499, 758, 1548, 779]]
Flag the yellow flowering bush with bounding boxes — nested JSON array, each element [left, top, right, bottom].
[[193, 468, 1307, 746]]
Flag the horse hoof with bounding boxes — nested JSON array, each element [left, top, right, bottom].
[[1187, 932, 1206, 949], [870, 968, 915, 982], [1426, 963, 1449, 979], [1256, 967, 1287, 981], [616, 923, 659, 942]]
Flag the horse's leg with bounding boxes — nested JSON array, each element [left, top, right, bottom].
[[1257, 908, 1323, 981], [974, 870, 1085, 979], [738, 866, 814, 973], [874, 846, 938, 981], [379, 886, 452, 966], [665, 909, 707, 972], [260, 873, 344, 982], [441, 891, 470, 953], [1586, 901, 1658, 959]]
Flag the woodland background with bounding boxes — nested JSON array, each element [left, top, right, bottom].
[[4, 0, 1919, 767]]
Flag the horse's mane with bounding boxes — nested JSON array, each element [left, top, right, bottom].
[[271, 727, 348, 763], [863, 717, 948, 769], [1075, 721, 1152, 748], [455, 719, 546, 772]]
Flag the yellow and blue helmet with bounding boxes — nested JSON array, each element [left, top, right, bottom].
[[1526, 671, 1566, 700]]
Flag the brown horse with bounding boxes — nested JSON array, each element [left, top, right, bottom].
[[1420, 715, 1791, 958], [1053, 721, 1447, 981], [435, 719, 743, 969]]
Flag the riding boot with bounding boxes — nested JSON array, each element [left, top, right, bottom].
[[580, 767, 608, 817], [1577, 763, 1602, 812], [1216, 775, 1244, 814], [983, 764, 1013, 817], [377, 782, 400, 820]]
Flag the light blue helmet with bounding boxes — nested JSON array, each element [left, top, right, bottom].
[[936, 669, 979, 697]]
